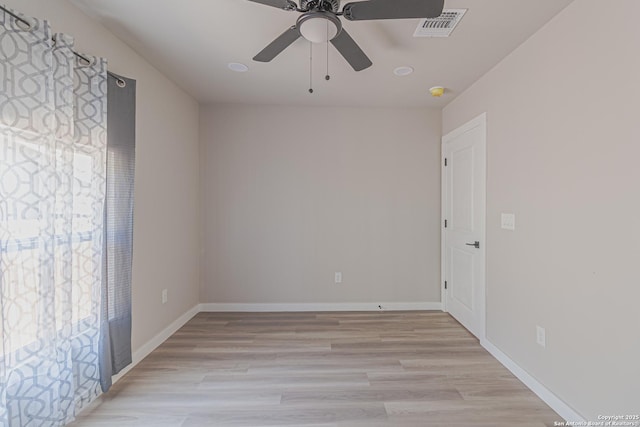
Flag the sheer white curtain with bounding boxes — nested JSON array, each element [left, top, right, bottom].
[[0, 11, 107, 426]]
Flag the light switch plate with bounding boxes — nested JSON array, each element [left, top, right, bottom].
[[501, 213, 516, 231], [536, 326, 546, 348]]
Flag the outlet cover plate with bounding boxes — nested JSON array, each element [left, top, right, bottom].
[[501, 213, 516, 231]]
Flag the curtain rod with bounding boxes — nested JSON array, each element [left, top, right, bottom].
[[0, 5, 126, 87]]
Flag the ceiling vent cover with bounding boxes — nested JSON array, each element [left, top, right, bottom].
[[414, 9, 467, 38]]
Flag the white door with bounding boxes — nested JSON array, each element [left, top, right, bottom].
[[442, 113, 486, 339]]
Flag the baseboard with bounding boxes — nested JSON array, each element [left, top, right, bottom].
[[199, 302, 443, 312], [112, 304, 200, 384], [481, 338, 585, 422]]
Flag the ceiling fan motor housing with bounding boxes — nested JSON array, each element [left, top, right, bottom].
[[300, 0, 341, 13]]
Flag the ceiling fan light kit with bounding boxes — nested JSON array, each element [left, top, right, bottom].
[[297, 11, 341, 43]]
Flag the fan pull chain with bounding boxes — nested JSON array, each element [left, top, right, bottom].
[[309, 41, 313, 94], [325, 19, 331, 81]]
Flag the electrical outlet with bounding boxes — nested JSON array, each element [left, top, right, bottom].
[[162, 289, 168, 304], [334, 272, 342, 284], [501, 213, 516, 231], [536, 326, 546, 348]]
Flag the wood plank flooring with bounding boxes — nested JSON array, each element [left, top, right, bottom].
[[71, 311, 562, 427]]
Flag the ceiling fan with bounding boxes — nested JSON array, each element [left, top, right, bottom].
[[249, 0, 445, 72]]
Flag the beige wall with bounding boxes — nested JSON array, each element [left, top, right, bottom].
[[3, 0, 201, 352], [200, 105, 441, 305], [443, 0, 640, 418]]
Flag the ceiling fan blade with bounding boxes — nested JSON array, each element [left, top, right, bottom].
[[247, 0, 297, 11], [342, 0, 444, 21], [330, 29, 372, 71], [253, 26, 301, 62]]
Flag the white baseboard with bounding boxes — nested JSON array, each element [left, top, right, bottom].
[[112, 304, 200, 384], [199, 302, 443, 312], [481, 338, 585, 422]]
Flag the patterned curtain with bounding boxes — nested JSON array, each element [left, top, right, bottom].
[[0, 11, 107, 427]]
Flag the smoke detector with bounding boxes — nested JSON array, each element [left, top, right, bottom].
[[414, 9, 467, 38], [429, 86, 445, 97]]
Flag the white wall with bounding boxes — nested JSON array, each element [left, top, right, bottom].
[[443, 0, 640, 418], [3, 0, 201, 352], [201, 105, 441, 306]]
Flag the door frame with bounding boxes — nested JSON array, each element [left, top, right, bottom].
[[440, 112, 487, 340]]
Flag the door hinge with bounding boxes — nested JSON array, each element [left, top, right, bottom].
[[444, 219, 448, 228], [444, 158, 448, 167], [445, 281, 448, 290]]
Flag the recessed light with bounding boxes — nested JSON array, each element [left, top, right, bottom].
[[228, 62, 249, 73], [393, 66, 414, 76]]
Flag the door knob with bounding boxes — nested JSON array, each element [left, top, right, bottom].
[[466, 241, 480, 249]]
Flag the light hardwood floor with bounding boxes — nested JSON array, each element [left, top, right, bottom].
[[72, 311, 561, 427]]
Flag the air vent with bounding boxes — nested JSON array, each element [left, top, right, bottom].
[[414, 9, 467, 38]]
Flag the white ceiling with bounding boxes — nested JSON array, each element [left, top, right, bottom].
[[69, 0, 574, 108]]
